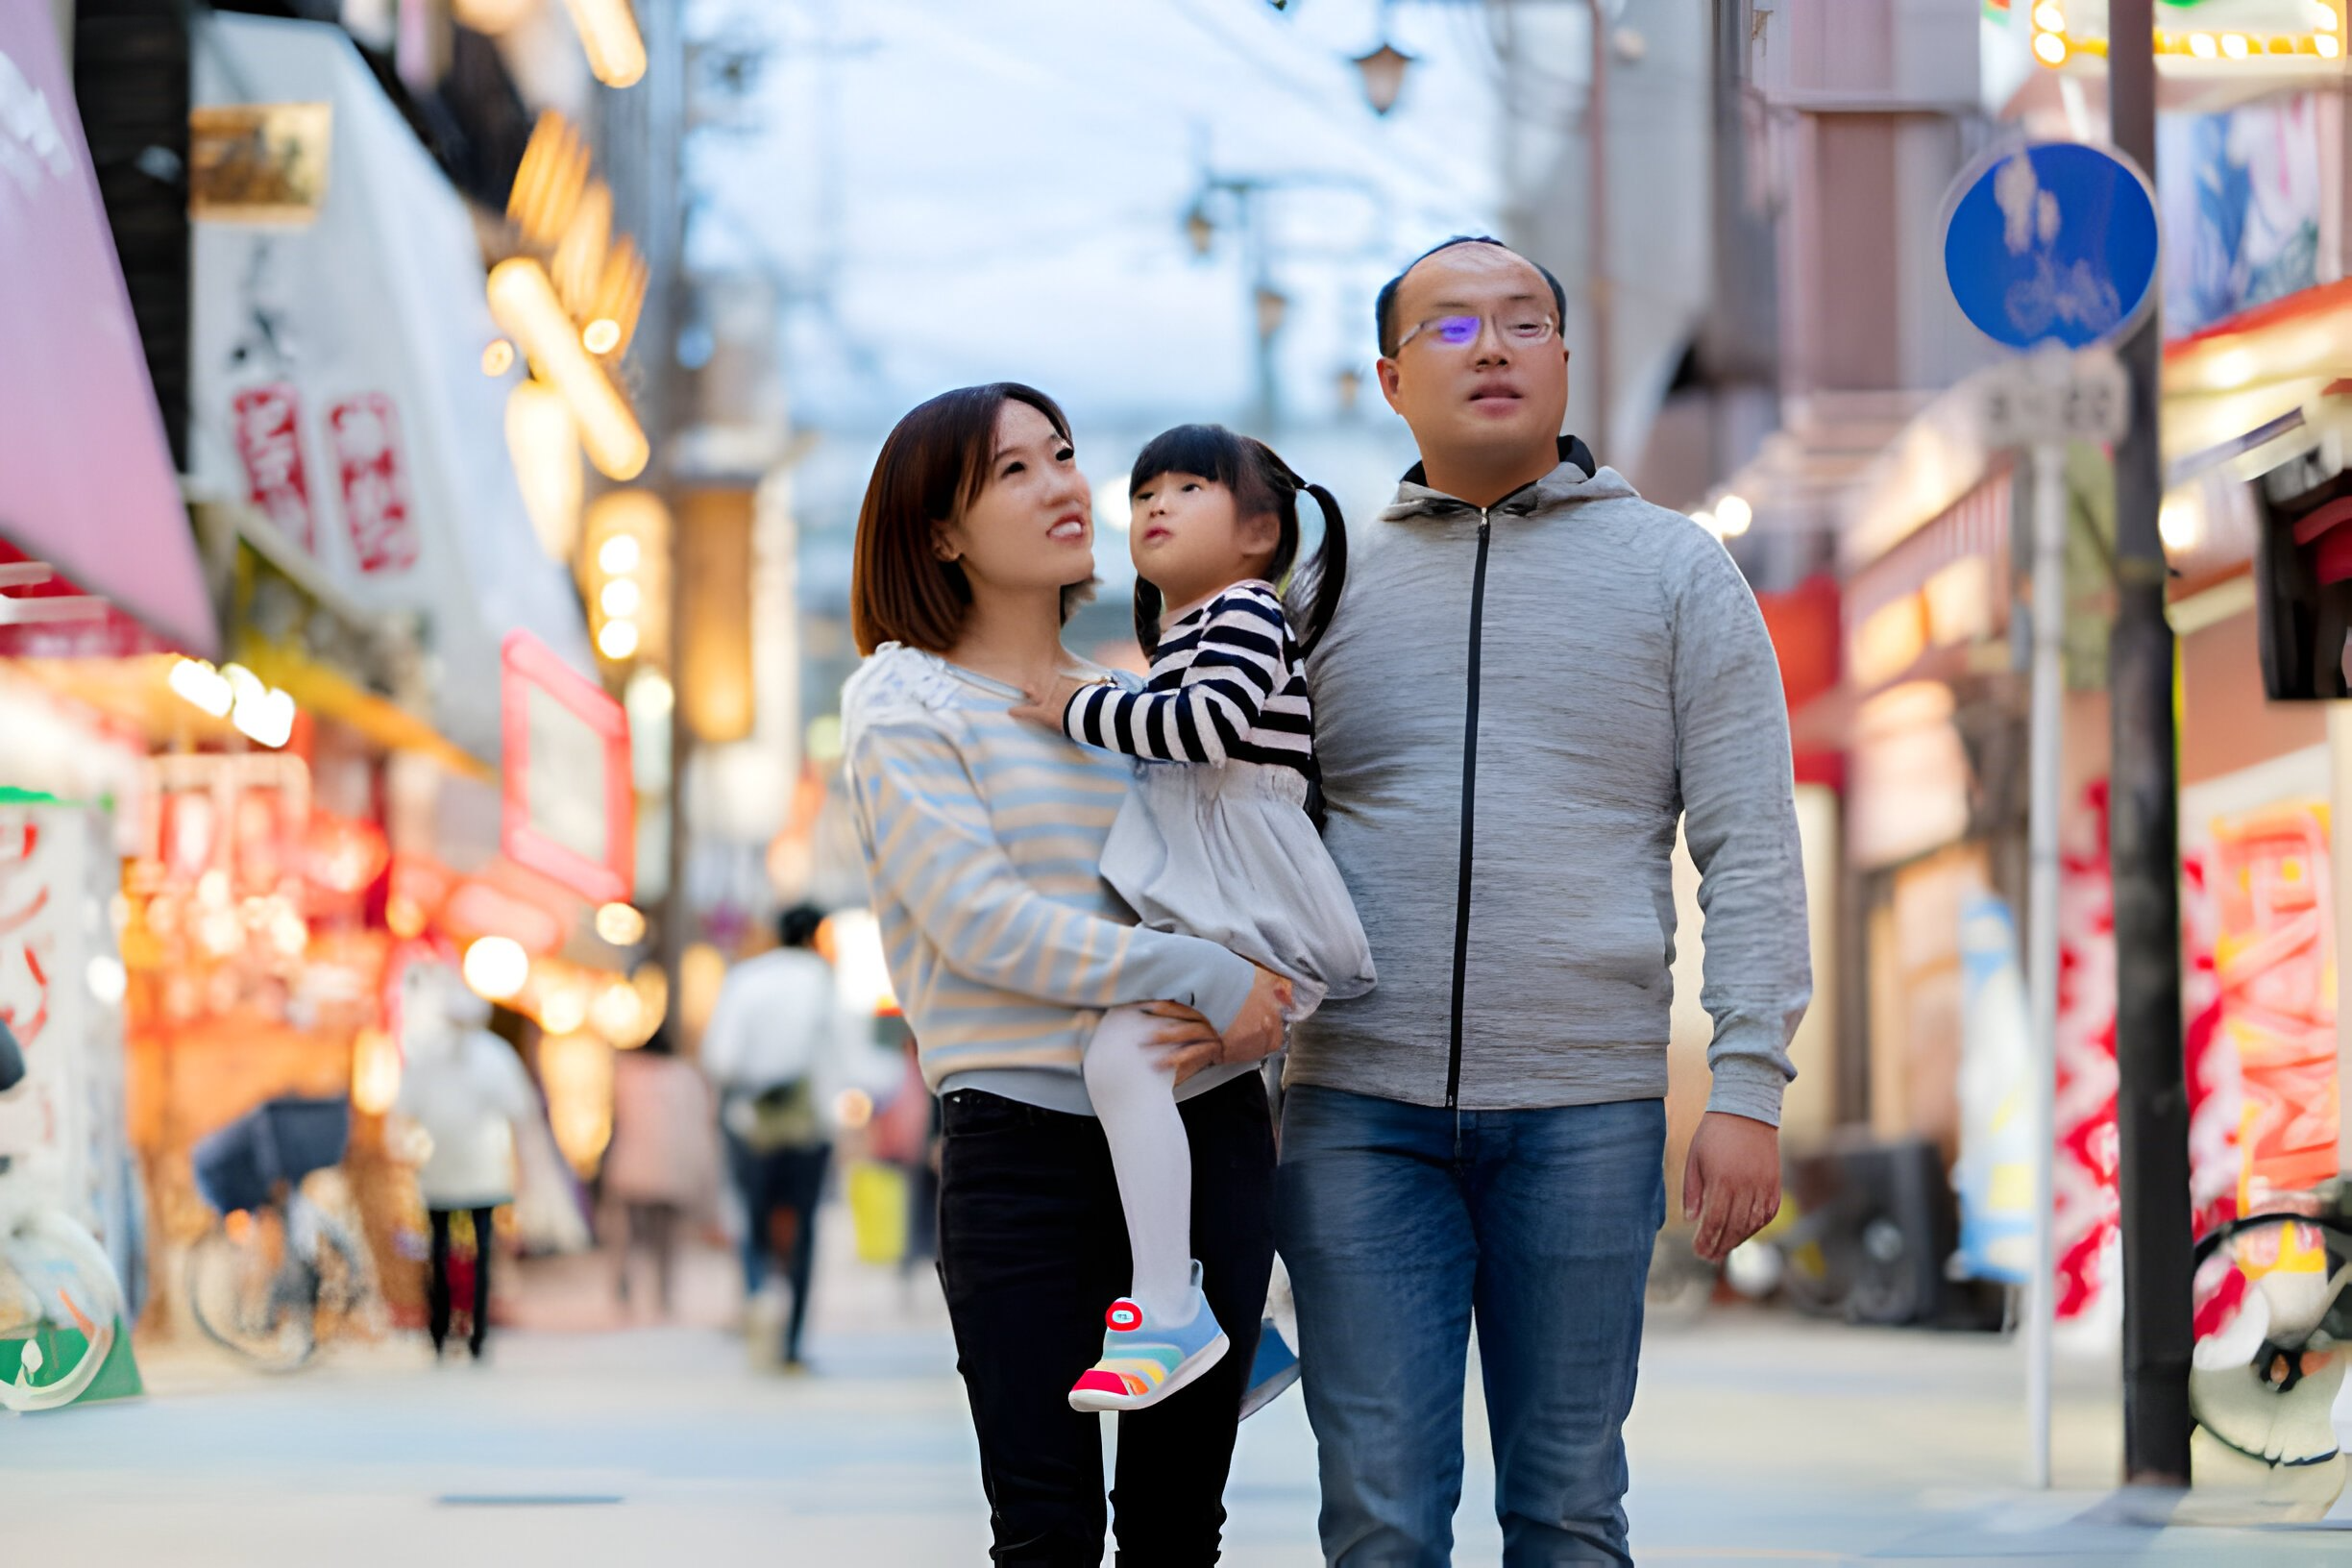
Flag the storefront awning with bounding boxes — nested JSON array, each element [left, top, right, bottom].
[[0, 6, 217, 658]]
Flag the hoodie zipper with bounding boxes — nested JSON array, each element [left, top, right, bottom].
[[1445, 508, 1492, 1112]]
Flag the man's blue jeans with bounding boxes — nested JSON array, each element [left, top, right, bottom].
[[1276, 1086, 1665, 1567]]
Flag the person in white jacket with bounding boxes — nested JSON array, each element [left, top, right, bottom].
[[393, 961, 537, 1360], [700, 903, 865, 1366]]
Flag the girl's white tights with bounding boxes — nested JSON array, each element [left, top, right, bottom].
[[1085, 1004, 1196, 1325]]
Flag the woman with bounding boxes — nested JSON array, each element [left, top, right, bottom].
[[842, 382, 1288, 1564], [602, 1027, 716, 1320]]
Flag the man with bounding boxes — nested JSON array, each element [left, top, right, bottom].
[[701, 903, 864, 1368], [1281, 236, 1810, 1566]]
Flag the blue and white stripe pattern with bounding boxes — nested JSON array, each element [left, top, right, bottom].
[[1064, 582, 1313, 774], [842, 646, 1258, 1090]]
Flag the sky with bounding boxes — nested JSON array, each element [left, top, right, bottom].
[[683, 0, 1516, 434]]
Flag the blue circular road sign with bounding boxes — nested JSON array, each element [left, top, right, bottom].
[[1943, 141, 2159, 352]]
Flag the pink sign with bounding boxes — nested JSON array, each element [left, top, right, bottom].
[[232, 383, 317, 552], [2055, 781, 2120, 1320], [0, 3, 217, 655], [327, 393, 420, 575]]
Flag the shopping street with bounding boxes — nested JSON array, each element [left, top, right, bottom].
[[8, 1227, 2352, 1566]]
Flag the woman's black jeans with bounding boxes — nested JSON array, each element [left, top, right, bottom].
[[939, 1072, 1276, 1567]]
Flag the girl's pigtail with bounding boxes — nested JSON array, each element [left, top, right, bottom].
[[1296, 482, 1349, 657], [1133, 576, 1165, 662]]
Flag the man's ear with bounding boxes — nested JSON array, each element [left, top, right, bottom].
[[1376, 355, 1406, 411]]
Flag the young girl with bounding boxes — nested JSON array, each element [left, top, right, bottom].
[[1014, 424, 1375, 1413]]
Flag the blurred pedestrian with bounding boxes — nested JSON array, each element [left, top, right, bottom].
[[1278, 235, 1811, 1565], [842, 383, 1288, 1563], [603, 1027, 716, 1319], [392, 961, 539, 1361], [699, 902, 859, 1367]]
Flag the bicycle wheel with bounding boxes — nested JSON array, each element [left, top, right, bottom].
[[185, 1217, 318, 1371]]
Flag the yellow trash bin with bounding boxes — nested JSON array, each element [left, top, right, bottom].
[[845, 1160, 909, 1265]]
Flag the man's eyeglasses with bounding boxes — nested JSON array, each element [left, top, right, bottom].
[[1393, 309, 1559, 355]]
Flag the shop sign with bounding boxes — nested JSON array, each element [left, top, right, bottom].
[[232, 383, 317, 552], [500, 631, 631, 905], [2158, 92, 2322, 340], [326, 393, 419, 575], [188, 102, 331, 224]]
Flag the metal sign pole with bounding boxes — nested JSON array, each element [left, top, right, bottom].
[[2025, 436, 2068, 1490]]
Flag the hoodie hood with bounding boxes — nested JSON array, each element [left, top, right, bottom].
[[1384, 435, 1631, 524]]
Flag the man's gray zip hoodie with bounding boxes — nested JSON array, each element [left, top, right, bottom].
[[1287, 439, 1810, 1124]]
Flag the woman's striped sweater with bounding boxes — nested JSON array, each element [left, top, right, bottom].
[[842, 645, 1259, 1090]]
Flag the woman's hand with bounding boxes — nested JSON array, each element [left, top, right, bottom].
[[1009, 673, 1092, 731], [1141, 966, 1291, 1084]]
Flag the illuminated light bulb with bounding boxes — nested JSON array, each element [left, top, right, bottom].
[[386, 894, 428, 940], [597, 618, 641, 660], [591, 977, 645, 1041], [482, 339, 516, 377], [540, 986, 589, 1036], [2205, 347, 2260, 390], [1690, 508, 1718, 537], [463, 936, 530, 1001], [2321, 33, 2343, 57], [582, 318, 623, 355], [2159, 498, 2206, 554], [2033, 30, 2068, 64], [2221, 33, 2250, 59], [600, 577, 642, 618], [595, 902, 647, 945], [486, 257, 649, 481], [2032, 2, 2064, 31], [1715, 495, 1753, 537], [559, 0, 648, 88], [2189, 32, 2218, 58], [86, 954, 127, 1006], [167, 657, 233, 718], [351, 1028, 403, 1115], [2319, 1, 2341, 34], [598, 533, 641, 575]]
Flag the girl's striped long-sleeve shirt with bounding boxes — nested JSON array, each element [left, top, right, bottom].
[[1062, 580, 1313, 774], [841, 646, 1259, 1091]]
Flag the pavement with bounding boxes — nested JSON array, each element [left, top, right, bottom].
[[6, 1212, 2352, 1565]]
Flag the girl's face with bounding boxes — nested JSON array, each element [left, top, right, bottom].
[[1129, 472, 1279, 610], [937, 401, 1094, 598]]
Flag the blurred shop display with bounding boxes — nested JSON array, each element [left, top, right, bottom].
[[187, 12, 595, 765], [0, 795, 145, 1409], [2159, 92, 2322, 338]]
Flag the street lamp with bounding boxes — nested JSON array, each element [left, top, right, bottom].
[[1353, 40, 1414, 115]]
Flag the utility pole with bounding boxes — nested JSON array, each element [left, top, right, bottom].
[[2104, 0, 2193, 1486]]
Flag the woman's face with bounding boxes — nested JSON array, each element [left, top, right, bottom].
[[937, 401, 1094, 598]]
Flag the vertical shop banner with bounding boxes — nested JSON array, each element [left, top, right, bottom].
[[2207, 801, 2340, 1210], [231, 382, 318, 551], [2054, 781, 2120, 1320], [2159, 92, 2322, 338], [1953, 894, 2035, 1283], [326, 393, 420, 574]]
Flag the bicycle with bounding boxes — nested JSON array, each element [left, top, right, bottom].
[[184, 1095, 369, 1371]]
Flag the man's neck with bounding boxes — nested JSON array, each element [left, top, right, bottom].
[[946, 586, 1083, 692], [1415, 441, 1565, 510]]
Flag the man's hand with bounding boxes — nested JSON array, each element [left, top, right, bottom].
[[1682, 1111, 1780, 1263], [1143, 966, 1291, 1084], [1009, 673, 1093, 731]]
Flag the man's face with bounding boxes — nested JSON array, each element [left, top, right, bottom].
[[1376, 245, 1570, 476]]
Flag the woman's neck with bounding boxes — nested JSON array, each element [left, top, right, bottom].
[[944, 584, 1080, 691]]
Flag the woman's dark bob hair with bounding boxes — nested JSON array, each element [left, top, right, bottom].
[[851, 382, 1095, 656]]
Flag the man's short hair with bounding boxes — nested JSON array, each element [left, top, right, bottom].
[[777, 903, 826, 950], [1374, 235, 1571, 358]]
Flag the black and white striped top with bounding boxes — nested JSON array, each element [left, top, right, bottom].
[[1063, 581, 1313, 777]]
